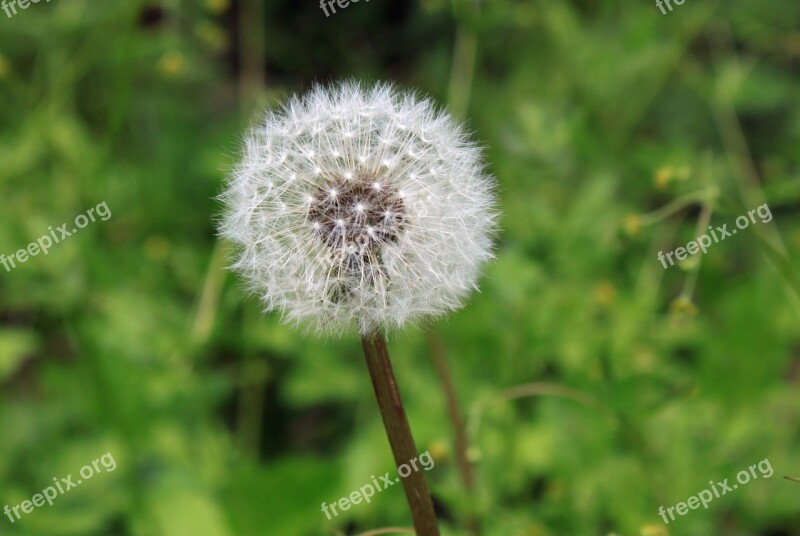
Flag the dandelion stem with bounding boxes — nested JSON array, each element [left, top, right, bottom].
[[361, 330, 440, 536]]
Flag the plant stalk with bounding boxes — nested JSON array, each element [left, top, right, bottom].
[[360, 330, 440, 536], [428, 331, 480, 535]]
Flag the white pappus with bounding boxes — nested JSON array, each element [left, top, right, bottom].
[[219, 81, 498, 336]]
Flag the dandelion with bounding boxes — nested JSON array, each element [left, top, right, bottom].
[[218, 82, 498, 535], [220, 81, 497, 336]]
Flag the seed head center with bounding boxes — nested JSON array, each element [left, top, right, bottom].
[[308, 174, 406, 257]]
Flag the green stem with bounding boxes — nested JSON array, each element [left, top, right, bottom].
[[638, 188, 717, 227], [447, 23, 477, 120], [238, 0, 266, 110], [680, 194, 715, 300], [361, 330, 440, 536], [428, 331, 480, 535]]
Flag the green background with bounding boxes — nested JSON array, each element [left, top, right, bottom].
[[0, 0, 799, 534]]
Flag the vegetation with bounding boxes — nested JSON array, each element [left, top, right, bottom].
[[0, 0, 798, 534]]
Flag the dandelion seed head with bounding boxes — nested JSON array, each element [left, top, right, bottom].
[[218, 81, 498, 336]]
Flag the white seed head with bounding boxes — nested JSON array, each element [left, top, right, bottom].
[[219, 81, 498, 336]]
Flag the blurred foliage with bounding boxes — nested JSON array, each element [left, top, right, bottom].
[[1, 0, 800, 535]]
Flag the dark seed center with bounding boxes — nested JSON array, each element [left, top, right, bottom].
[[308, 174, 406, 257]]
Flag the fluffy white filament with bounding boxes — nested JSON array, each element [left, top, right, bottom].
[[219, 82, 497, 335]]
